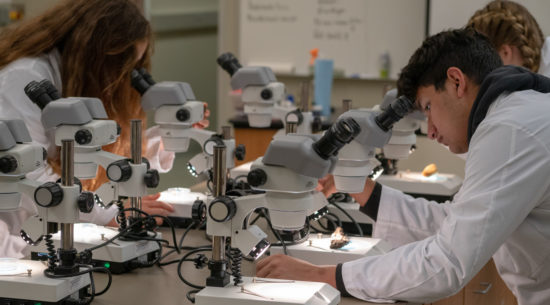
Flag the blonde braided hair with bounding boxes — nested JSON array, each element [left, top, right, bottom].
[[467, 0, 544, 72]]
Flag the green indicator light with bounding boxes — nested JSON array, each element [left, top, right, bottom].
[[104, 262, 110, 268]]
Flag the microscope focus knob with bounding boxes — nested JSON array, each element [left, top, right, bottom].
[[192, 199, 207, 222], [74, 129, 93, 145], [77, 191, 94, 213], [260, 88, 272, 100], [0, 155, 18, 173], [234, 144, 246, 161], [106, 159, 132, 182], [144, 169, 160, 188], [247, 169, 267, 187], [285, 110, 304, 125], [208, 196, 236, 222], [176, 108, 190, 122], [34, 182, 64, 207]]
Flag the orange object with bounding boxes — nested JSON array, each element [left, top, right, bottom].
[[309, 48, 319, 66]]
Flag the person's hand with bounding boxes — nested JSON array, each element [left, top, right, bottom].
[[192, 102, 210, 129], [107, 193, 174, 227], [140, 193, 175, 225], [316, 174, 337, 197], [256, 254, 337, 288]]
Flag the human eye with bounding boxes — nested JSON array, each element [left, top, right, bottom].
[[423, 102, 431, 113]]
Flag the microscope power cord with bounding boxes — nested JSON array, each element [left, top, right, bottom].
[[228, 247, 243, 285], [44, 234, 57, 271]]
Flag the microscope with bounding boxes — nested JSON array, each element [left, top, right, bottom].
[[131, 68, 245, 217], [0, 119, 100, 304], [218, 52, 321, 132], [191, 117, 361, 305], [24, 80, 162, 274], [268, 93, 416, 264]]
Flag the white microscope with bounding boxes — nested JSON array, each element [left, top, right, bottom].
[[268, 93, 416, 265], [191, 117, 362, 305], [131, 68, 245, 217], [24, 80, 162, 274], [0, 119, 102, 304], [218, 52, 322, 132]]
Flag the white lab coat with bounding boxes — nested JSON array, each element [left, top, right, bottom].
[[0, 50, 175, 258], [341, 90, 550, 305]]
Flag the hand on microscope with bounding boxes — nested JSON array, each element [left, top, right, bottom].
[[105, 193, 175, 227], [256, 254, 337, 288], [192, 102, 210, 129]]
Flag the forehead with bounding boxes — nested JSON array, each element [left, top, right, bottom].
[[415, 85, 437, 108]]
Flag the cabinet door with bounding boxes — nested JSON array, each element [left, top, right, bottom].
[[464, 260, 517, 305]]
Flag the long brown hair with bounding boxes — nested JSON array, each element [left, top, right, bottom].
[[467, 0, 544, 72], [0, 0, 152, 191]]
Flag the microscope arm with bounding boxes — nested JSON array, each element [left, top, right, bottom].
[[186, 128, 216, 149], [207, 193, 269, 257], [75, 149, 125, 170]]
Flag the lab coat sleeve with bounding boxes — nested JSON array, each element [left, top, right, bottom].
[[0, 220, 28, 258], [372, 186, 452, 248], [144, 125, 175, 173], [339, 122, 550, 303]]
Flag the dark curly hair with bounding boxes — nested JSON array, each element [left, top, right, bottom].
[[397, 28, 502, 104]]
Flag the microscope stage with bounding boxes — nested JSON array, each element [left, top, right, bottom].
[[377, 171, 462, 196], [270, 235, 391, 265], [195, 276, 340, 305], [158, 187, 207, 218], [33, 223, 161, 263], [0, 259, 90, 302]]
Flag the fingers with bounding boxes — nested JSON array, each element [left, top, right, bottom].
[[256, 254, 285, 278], [143, 193, 161, 200]]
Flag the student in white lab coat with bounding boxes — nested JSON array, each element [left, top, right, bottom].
[[256, 28, 550, 305], [0, 0, 207, 258]]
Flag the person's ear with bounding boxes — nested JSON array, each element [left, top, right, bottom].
[[446, 67, 466, 98], [498, 44, 514, 65]]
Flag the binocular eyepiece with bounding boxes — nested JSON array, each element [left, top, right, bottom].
[[217, 52, 242, 77], [131, 68, 156, 95], [313, 117, 361, 160], [375, 95, 415, 132], [24, 79, 61, 109]]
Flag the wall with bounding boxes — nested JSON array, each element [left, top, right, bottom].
[[148, 0, 219, 192]]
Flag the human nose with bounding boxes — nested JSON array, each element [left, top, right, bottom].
[[427, 118, 437, 140]]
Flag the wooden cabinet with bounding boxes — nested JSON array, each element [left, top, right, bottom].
[[426, 259, 517, 305], [233, 127, 279, 166]]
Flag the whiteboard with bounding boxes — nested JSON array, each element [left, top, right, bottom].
[[239, 0, 427, 79]]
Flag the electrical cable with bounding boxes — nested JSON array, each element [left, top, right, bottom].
[[177, 248, 212, 290]]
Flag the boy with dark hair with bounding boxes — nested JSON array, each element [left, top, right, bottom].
[[256, 28, 550, 305]]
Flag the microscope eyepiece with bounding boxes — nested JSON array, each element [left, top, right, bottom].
[[375, 95, 415, 132], [313, 117, 361, 159], [39, 79, 61, 100], [24, 81, 52, 110], [130, 69, 152, 95], [217, 52, 242, 76]]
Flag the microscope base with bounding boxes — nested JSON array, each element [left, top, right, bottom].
[[0, 260, 90, 304], [195, 276, 340, 305], [270, 235, 391, 265], [377, 171, 462, 201], [32, 223, 161, 274]]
